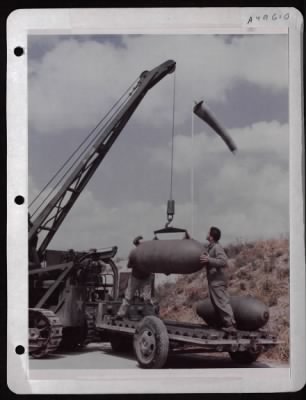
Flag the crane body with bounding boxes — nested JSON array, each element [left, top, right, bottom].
[[28, 60, 176, 358]]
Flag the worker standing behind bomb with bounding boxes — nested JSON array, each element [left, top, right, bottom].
[[200, 227, 237, 333], [116, 236, 155, 319]]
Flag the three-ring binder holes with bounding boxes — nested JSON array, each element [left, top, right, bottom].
[[15, 345, 25, 355], [14, 195, 24, 205], [14, 47, 24, 57]]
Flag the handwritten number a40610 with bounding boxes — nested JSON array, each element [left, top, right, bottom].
[[247, 13, 290, 24]]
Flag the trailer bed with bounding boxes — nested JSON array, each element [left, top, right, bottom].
[[97, 315, 279, 351]]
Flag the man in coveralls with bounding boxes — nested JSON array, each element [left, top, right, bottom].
[[200, 226, 237, 333], [116, 236, 155, 319]]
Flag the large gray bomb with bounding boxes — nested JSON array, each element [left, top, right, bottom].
[[196, 295, 269, 331], [128, 239, 204, 274], [193, 100, 237, 153]]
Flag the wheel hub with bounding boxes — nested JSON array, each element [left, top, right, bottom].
[[138, 329, 156, 359], [133, 316, 169, 368]]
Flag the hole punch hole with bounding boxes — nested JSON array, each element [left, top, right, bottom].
[[14, 47, 24, 57], [14, 195, 24, 205], [15, 345, 25, 355]]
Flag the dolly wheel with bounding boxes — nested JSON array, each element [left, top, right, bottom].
[[229, 350, 261, 364], [133, 316, 169, 369]]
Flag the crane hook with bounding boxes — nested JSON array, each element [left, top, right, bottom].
[[165, 199, 175, 228]]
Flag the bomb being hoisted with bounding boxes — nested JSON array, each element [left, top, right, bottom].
[[122, 99, 270, 335], [126, 100, 238, 277], [100, 97, 281, 368]]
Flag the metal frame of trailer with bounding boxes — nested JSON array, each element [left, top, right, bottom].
[[95, 301, 282, 368]]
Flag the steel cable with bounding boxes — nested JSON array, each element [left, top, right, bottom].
[[169, 70, 176, 201]]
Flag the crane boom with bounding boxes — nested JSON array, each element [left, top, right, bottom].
[[29, 60, 176, 258]]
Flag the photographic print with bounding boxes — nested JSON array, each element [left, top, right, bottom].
[[7, 8, 305, 394]]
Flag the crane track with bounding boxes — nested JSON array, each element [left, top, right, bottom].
[[29, 308, 63, 358]]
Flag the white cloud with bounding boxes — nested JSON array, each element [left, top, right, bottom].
[[29, 35, 288, 136], [28, 119, 289, 257], [149, 119, 289, 243], [150, 120, 289, 173], [49, 193, 197, 258], [28, 174, 194, 257], [29, 145, 288, 261], [51, 171, 288, 256], [28, 35, 289, 257]]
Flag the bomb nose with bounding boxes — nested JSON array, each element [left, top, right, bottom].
[[263, 311, 269, 321]]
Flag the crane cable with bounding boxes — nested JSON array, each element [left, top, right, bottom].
[[30, 77, 139, 217], [191, 104, 195, 237], [169, 70, 176, 202], [165, 70, 176, 227]]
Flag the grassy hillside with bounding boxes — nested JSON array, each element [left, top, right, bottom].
[[156, 238, 289, 362]]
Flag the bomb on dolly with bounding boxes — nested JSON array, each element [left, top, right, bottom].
[[96, 231, 281, 368]]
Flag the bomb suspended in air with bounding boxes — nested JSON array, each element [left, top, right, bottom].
[[128, 238, 205, 275], [193, 100, 237, 153], [196, 295, 269, 331]]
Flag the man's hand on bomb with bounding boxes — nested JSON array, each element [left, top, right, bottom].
[[200, 253, 209, 265]]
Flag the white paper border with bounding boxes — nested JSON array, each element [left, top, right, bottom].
[[6, 7, 305, 394]]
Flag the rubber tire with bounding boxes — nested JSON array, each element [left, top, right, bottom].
[[133, 316, 169, 369], [110, 335, 132, 353], [229, 350, 261, 364]]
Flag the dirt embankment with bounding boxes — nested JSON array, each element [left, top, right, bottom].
[[156, 238, 289, 362]]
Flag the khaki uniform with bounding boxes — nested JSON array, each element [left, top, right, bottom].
[[117, 268, 154, 317], [206, 242, 235, 328]]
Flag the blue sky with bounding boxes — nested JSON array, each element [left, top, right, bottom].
[[28, 34, 289, 257]]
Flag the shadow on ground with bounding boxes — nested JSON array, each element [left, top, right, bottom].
[[164, 353, 271, 368], [30, 343, 283, 369]]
